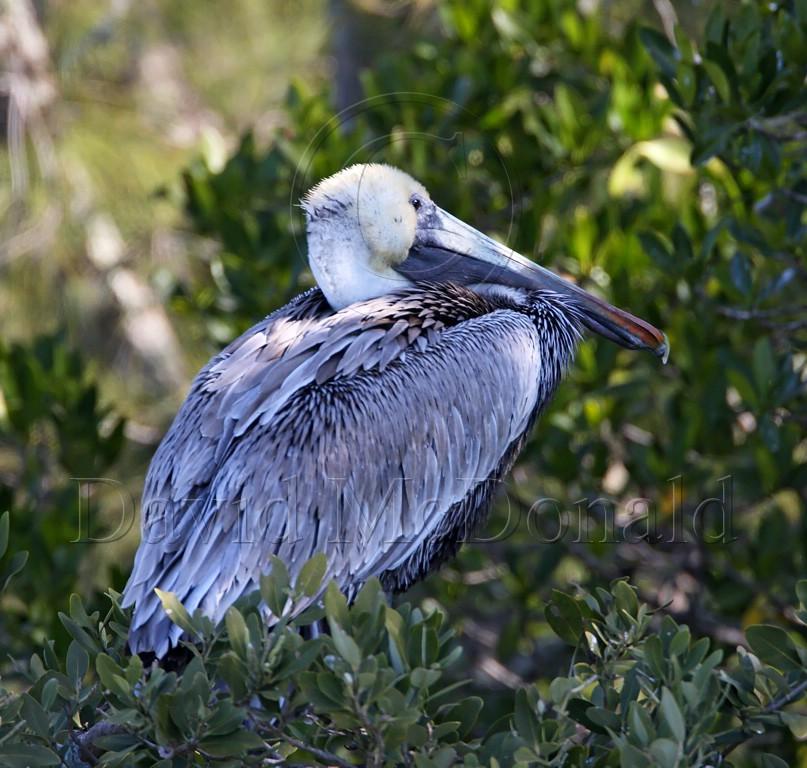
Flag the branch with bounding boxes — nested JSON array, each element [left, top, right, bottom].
[[719, 676, 807, 759], [266, 731, 356, 768], [714, 305, 806, 320], [766, 676, 807, 714], [71, 722, 127, 765]]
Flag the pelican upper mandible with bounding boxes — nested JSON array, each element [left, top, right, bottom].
[[123, 163, 668, 656]]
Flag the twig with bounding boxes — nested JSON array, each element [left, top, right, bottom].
[[266, 731, 356, 768], [765, 676, 807, 714], [714, 305, 806, 321], [71, 722, 126, 765], [720, 676, 807, 759]]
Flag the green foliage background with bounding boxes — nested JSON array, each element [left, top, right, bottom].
[[0, 0, 805, 765]]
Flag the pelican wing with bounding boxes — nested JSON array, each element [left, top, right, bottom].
[[123, 286, 548, 655]]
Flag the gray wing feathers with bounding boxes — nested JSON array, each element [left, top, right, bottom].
[[123, 289, 542, 655]]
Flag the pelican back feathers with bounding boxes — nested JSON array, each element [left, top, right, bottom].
[[122, 285, 580, 656]]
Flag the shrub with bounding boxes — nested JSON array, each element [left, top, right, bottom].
[[0, 337, 126, 655], [1, 553, 806, 767]]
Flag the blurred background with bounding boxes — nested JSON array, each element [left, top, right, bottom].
[[0, 0, 805, 761]]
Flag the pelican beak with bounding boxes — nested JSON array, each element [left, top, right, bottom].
[[397, 205, 669, 362]]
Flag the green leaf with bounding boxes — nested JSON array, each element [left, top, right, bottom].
[[693, 650, 723, 691], [429, 746, 458, 768], [684, 637, 710, 671], [0, 510, 8, 559], [545, 591, 583, 646], [385, 605, 406, 668], [205, 701, 246, 737], [315, 671, 344, 705], [1, 550, 28, 592], [549, 677, 576, 704], [644, 635, 665, 678], [446, 696, 483, 738], [353, 576, 383, 616], [567, 697, 608, 734], [702, 60, 731, 102], [225, 607, 249, 658], [296, 552, 327, 597], [628, 700, 654, 746], [329, 621, 361, 670], [513, 688, 537, 746], [217, 654, 246, 700], [671, 224, 694, 262], [21, 694, 50, 738], [513, 746, 538, 764], [700, 221, 725, 260], [729, 252, 752, 296], [639, 231, 674, 271], [727, 368, 758, 410], [619, 743, 652, 768], [199, 730, 265, 757], [41, 679, 58, 711], [797, 580, 807, 611], [299, 671, 340, 709], [280, 638, 322, 679], [66, 641, 89, 684], [125, 653, 143, 686], [0, 744, 60, 766], [613, 580, 639, 619], [411, 667, 442, 688], [154, 589, 197, 637], [746, 625, 803, 672], [58, 613, 100, 655], [659, 687, 685, 743], [705, 5, 726, 43], [260, 556, 289, 617], [587, 706, 621, 730], [325, 580, 350, 628], [639, 27, 677, 78], [781, 712, 807, 740], [668, 626, 690, 657], [93, 734, 139, 751], [752, 338, 775, 399], [96, 653, 132, 699], [69, 593, 92, 626], [649, 738, 680, 768], [760, 754, 789, 768]]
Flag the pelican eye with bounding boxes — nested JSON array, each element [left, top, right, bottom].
[[410, 194, 424, 211]]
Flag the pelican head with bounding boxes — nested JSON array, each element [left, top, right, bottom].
[[303, 163, 668, 359]]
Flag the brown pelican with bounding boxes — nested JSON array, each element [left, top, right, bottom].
[[123, 164, 667, 656]]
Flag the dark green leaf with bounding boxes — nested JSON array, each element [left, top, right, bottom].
[[613, 580, 639, 619], [545, 591, 583, 646], [329, 621, 361, 670], [154, 589, 197, 636], [0, 510, 8, 560], [639, 27, 677, 77], [260, 556, 289, 617], [199, 730, 265, 756], [225, 607, 249, 658], [66, 641, 89, 684], [729, 252, 752, 296], [649, 738, 680, 768], [761, 754, 789, 768], [296, 552, 327, 597], [659, 687, 685, 743], [0, 744, 60, 766], [21, 694, 50, 739], [746, 625, 803, 671], [1, 550, 28, 592]]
